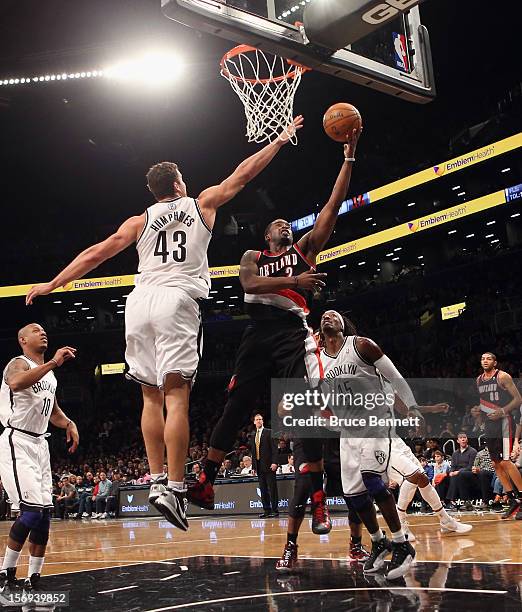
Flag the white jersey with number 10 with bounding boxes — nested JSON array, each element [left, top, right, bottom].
[[135, 197, 212, 299]]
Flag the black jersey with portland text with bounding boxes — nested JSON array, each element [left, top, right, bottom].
[[244, 244, 315, 321], [477, 369, 512, 411]]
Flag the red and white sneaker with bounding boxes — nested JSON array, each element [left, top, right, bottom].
[[276, 542, 298, 571], [348, 541, 370, 563], [311, 491, 332, 535]]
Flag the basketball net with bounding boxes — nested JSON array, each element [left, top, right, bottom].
[[220, 45, 309, 145]]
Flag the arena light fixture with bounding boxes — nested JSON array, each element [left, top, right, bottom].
[[339, 264, 347, 269], [451, 186, 461, 191], [216, 300, 225, 304], [116, 310, 124, 314], [210, 290, 218, 294], [485, 234, 494, 238], [486, 220, 496, 225], [407, 202, 415, 207], [372, 222, 377, 226], [365, 217, 372, 222], [110, 299, 118, 302], [418, 255, 424, 259], [457, 191, 466, 196], [68, 310, 77, 313], [501, 168, 511, 173], [74, 302, 82, 306], [230, 296, 239, 299], [117, 304, 125, 308], [228, 304, 235, 307], [358, 261, 366, 266], [224, 285, 233, 289], [465, 233, 475, 238], [105, 51, 184, 87], [448, 230, 457, 234], [53, 300, 62, 304], [511, 213, 521, 218], [490, 239, 500, 244], [391, 257, 399, 261], [81, 307, 90, 311], [86, 316, 95, 320], [393, 247, 402, 252], [0, 70, 103, 87]]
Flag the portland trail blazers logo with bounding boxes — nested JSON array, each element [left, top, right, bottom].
[[374, 450, 387, 465]]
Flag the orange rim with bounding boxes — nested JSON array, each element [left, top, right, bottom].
[[220, 44, 310, 85]]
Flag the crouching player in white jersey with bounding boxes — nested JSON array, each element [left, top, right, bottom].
[[0, 324, 79, 589], [26, 116, 303, 530], [315, 311, 471, 577]]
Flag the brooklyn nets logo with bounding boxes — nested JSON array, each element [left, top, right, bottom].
[[374, 450, 387, 465]]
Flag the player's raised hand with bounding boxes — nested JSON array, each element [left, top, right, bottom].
[[52, 347, 77, 367], [344, 125, 363, 159], [66, 420, 79, 454], [26, 282, 57, 305], [278, 115, 304, 143], [295, 268, 327, 291]]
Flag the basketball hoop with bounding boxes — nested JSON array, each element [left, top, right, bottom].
[[220, 45, 310, 145]]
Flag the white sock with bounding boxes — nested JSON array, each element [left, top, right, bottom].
[[151, 473, 163, 481], [168, 480, 186, 492], [370, 530, 384, 542], [418, 483, 449, 520], [391, 529, 406, 543], [28, 556, 44, 577], [397, 480, 418, 516], [2, 547, 21, 570]]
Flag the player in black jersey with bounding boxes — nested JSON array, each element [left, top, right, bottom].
[[477, 352, 522, 519], [189, 126, 362, 528]]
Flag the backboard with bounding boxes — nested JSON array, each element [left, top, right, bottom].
[[161, 0, 435, 103]]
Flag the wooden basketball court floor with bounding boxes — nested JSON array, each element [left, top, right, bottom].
[[0, 512, 520, 610]]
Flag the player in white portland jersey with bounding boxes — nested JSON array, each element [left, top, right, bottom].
[[26, 115, 304, 530], [316, 312, 471, 557], [0, 323, 78, 589]]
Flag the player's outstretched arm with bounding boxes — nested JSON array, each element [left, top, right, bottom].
[[198, 116, 304, 221], [26, 215, 144, 304], [239, 250, 326, 295], [50, 399, 79, 453], [298, 126, 361, 261], [6, 347, 76, 392]]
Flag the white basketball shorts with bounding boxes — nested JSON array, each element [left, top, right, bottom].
[[388, 437, 423, 483], [340, 436, 392, 496], [125, 285, 203, 388], [0, 430, 53, 511]]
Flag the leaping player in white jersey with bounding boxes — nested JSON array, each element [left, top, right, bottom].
[[0, 323, 79, 589], [310, 310, 471, 577], [26, 116, 303, 530]]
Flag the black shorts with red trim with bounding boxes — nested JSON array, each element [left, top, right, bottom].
[[484, 416, 514, 461], [227, 315, 308, 395]]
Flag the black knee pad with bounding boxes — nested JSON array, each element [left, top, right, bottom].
[[288, 474, 310, 519], [10, 516, 32, 545], [29, 510, 51, 547], [361, 472, 391, 504], [344, 493, 373, 513], [347, 506, 362, 525]]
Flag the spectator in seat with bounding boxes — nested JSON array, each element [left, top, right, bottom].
[[423, 438, 440, 461], [240, 456, 254, 476], [93, 472, 111, 518], [471, 444, 496, 509], [54, 475, 77, 519], [432, 449, 451, 502], [105, 472, 122, 518], [0, 478, 9, 520], [445, 433, 478, 511], [281, 455, 295, 474]]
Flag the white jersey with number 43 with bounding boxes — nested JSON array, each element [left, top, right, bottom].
[[0, 355, 57, 434], [135, 197, 212, 299]]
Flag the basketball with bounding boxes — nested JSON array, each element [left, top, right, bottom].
[[323, 103, 362, 142]]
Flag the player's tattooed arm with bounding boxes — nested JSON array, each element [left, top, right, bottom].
[[491, 371, 522, 418], [298, 126, 362, 261], [239, 250, 326, 294], [50, 399, 79, 453], [6, 348, 76, 392]]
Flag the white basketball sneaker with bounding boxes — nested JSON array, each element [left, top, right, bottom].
[[440, 516, 473, 534]]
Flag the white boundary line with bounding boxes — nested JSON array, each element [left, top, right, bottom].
[[142, 586, 509, 611]]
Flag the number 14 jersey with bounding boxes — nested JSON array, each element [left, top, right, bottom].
[[135, 197, 211, 299], [0, 355, 57, 435]]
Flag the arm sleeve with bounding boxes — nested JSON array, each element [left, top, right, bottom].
[[374, 354, 417, 409]]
